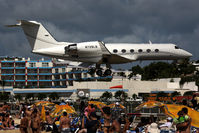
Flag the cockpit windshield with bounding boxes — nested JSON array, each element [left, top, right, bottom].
[[175, 46, 180, 49]]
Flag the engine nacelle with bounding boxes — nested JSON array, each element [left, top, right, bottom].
[[65, 44, 78, 57], [64, 41, 104, 63]]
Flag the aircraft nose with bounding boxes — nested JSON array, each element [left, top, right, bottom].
[[183, 50, 192, 58]]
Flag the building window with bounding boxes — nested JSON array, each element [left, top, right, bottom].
[[121, 49, 126, 53], [155, 49, 159, 52], [42, 62, 49, 67], [29, 63, 36, 67], [55, 69, 59, 73], [138, 49, 143, 53], [130, 49, 134, 53], [113, 49, 118, 53], [146, 49, 151, 53]]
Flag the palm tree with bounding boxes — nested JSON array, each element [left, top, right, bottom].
[[114, 90, 128, 101], [132, 93, 137, 100], [100, 91, 112, 101]]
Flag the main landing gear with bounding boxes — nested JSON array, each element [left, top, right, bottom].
[[95, 68, 112, 76], [88, 64, 112, 76]]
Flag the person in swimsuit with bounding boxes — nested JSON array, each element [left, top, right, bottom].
[[110, 118, 122, 133], [59, 111, 71, 133], [99, 106, 112, 133], [30, 109, 41, 133], [20, 113, 28, 133]]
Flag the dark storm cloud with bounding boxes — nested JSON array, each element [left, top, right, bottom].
[[0, 0, 199, 63]]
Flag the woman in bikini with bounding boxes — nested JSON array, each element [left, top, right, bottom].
[[99, 106, 112, 133]]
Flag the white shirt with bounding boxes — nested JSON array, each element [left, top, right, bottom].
[[159, 122, 172, 128]]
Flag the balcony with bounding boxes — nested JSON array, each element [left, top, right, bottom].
[[39, 69, 52, 73], [27, 75, 37, 80], [1, 63, 14, 67], [15, 69, 25, 74], [15, 75, 25, 80], [15, 63, 25, 67], [27, 69, 37, 73]]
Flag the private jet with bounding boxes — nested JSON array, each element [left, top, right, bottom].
[[7, 20, 192, 76]]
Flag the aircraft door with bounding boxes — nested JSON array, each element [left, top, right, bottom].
[[65, 44, 78, 58]]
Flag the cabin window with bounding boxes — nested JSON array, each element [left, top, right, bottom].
[[138, 49, 143, 53], [113, 49, 118, 53], [121, 49, 126, 53], [130, 49, 134, 53], [155, 49, 159, 52], [146, 49, 151, 53]]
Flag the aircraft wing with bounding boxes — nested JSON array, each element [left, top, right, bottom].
[[54, 59, 94, 68]]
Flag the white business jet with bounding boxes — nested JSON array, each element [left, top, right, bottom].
[[8, 20, 192, 76]]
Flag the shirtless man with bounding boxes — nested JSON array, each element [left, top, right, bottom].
[[26, 106, 32, 133], [59, 112, 71, 133], [46, 111, 53, 125], [30, 109, 41, 133], [20, 113, 28, 133]]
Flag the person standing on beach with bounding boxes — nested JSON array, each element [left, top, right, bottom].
[[20, 113, 28, 133], [59, 112, 71, 133], [30, 109, 41, 133]]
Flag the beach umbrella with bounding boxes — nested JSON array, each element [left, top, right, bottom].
[[34, 101, 55, 107], [40, 105, 46, 121], [108, 103, 125, 109], [135, 101, 199, 128], [88, 101, 107, 109], [51, 104, 76, 118], [163, 104, 199, 128], [34, 101, 56, 111], [135, 100, 164, 110]]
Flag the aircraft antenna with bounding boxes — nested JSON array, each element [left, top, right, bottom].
[[149, 40, 152, 44]]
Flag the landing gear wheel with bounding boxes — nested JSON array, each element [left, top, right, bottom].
[[96, 69, 103, 76], [88, 68, 95, 75], [104, 69, 112, 76]]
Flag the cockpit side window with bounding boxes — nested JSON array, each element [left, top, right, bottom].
[[175, 46, 180, 49]]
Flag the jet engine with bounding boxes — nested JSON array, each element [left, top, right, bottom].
[[64, 44, 78, 57]]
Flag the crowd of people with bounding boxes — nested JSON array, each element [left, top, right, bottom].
[[0, 100, 198, 133], [0, 103, 15, 130]]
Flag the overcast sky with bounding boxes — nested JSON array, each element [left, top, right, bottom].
[[0, 0, 199, 69]]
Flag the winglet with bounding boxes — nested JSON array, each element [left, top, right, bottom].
[[149, 40, 152, 44], [5, 20, 21, 27]]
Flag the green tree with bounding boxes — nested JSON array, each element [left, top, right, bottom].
[[114, 90, 128, 101], [128, 65, 143, 79], [183, 91, 195, 96], [100, 91, 112, 101], [49, 92, 59, 100], [119, 72, 126, 78], [171, 91, 181, 97], [132, 93, 137, 100], [37, 93, 47, 100], [177, 59, 195, 76], [142, 62, 179, 80]]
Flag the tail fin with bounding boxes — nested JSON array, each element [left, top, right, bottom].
[[7, 20, 58, 50]]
